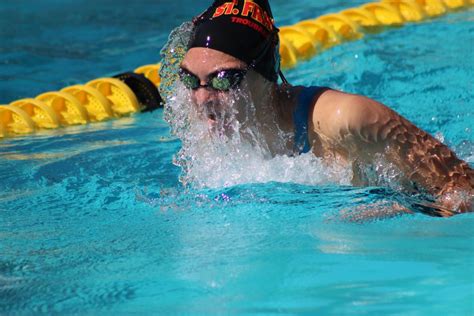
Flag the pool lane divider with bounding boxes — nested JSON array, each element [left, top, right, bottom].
[[1, 0, 472, 139], [278, 0, 472, 68], [0, 72, 162, 138]]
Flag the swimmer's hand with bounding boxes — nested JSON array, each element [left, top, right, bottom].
[[339, 199, 466, 223], [340, 185, 474, 222], [339, 202, 412, 223], [434, 189, 473, 214]]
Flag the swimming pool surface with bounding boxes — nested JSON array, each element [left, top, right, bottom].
[[1, 1, 473, 314]]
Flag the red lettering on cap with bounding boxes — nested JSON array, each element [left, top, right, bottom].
[[213, 1, 237, 17], [216, 0, 274, 33], [251, 4, 263, 24]]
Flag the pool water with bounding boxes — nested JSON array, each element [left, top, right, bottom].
[[1, 1, 473, 314]]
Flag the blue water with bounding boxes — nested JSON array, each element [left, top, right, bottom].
[[1, 1, 473, 314]]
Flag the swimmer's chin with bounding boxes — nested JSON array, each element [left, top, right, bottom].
[[195, 112, 217, 125], [207, 117, 217, 128]]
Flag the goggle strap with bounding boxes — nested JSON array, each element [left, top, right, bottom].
[[278, 70, 289, 85]]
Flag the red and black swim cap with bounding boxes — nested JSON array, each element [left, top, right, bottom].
[[189, 0, 280, 82]]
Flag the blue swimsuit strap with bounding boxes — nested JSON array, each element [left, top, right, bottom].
[[293, 86, 329, 154]]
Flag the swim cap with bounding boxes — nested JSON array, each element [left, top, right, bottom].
[[189, 0, 280, 82]]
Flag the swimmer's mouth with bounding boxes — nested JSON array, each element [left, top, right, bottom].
[[208, 113, 217, 122], [206, 113, 218, 128], [198, 106, 233, 131], [206, 112, 234, 134], [196, 106, 219, 123]]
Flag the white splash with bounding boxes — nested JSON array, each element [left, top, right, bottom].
[[164, 80, 352, 189]]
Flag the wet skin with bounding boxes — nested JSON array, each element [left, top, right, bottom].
[[181, 47, 474, 215]]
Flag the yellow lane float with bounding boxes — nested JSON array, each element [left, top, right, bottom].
[[135, 64, 161, 86], [340, 8, 379, 27], [36, 91, 90, 126], [10, 98, 60, 129], [61, 85, 114, 122], [0, 105, 36, 137], [86, 78, 140, 116]]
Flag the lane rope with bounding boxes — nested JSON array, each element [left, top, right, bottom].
[[1, 0, 471, 139]]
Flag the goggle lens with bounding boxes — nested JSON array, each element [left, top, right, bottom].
[[211, 76, 232, 91], [179, 68, 246, 91], [179, 71, 200, 89]]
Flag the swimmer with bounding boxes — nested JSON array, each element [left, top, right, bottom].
[[173, 0, 473, 216]]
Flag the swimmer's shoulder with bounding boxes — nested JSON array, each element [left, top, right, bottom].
[[310, 89, 394, 144]]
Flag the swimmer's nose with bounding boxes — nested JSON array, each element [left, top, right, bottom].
[[193, 86, 216, 107]]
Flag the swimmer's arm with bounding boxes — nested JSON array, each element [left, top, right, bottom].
[[311, 90, 474, 215]]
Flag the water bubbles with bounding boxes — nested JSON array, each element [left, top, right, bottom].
[[159, 21, 194, 102], [355, 153, 407, 193], [434, 132, 445, 143]]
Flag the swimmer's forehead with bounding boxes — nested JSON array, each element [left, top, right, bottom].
[[181, 47, 246, 74]]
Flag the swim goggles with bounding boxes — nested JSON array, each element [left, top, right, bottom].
[[178, 68, 247, 91]]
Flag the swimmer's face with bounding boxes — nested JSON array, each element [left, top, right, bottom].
[[180, 48, 250, 128]]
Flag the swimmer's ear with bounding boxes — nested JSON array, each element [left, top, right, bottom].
[[113, 72, 163, 112]]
